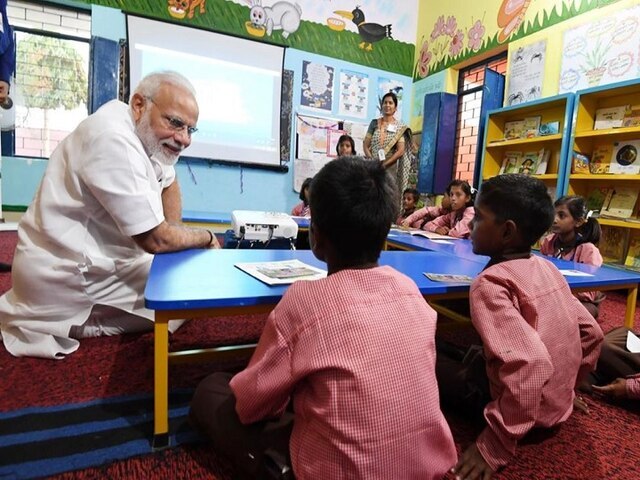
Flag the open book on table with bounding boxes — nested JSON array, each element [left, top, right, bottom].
[[235, 259, 326, 285], [390, 228, 458, 241]]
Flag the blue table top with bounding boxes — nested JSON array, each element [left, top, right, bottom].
[[182, 210, 232, 224], [145, 249, 485, 310], [387, 230, 490, 264]]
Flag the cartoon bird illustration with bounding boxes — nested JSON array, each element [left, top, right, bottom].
[[334, 7, 392, 51]]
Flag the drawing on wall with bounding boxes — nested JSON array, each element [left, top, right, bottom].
[[412, 72, 446, 119], [376, 77, 404, 118], [334, 7, 393, 51], [496, 0, 532, 43], [338, 70, 368, 119], [506, 40, 546, 106], [300, 61, 334, 112], [168, 0, 207, 20], [559, 5, 640, 93], [242, 0, 302, 39]]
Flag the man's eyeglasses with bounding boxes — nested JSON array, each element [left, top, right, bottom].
[[146, 96, 198, 136]]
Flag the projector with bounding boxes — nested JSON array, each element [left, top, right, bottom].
[[231, 210, 299, 242]]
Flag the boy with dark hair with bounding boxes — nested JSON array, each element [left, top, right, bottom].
[[443, 174, 603, 480], [396, 187, 420, 225], [191, 158, 456, 480]]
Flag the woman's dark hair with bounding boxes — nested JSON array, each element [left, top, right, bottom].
[[402, 188, 420, 203], [336, 134, 356, 156], [448, 179, 475, 207], [477, 174, 554, 247], [554, 195, 601, 245], [299, 177, 312, 203], [381, 91, 398, 107], [309, 157, 397, 265]]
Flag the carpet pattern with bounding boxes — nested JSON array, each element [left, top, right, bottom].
[[0, 231, 639, 479]]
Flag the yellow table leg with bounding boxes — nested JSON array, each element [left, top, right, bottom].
[[625, 286, 638, 329], [153, 312, 170, 449]]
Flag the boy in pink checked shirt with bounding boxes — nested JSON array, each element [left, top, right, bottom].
[[190, 158, 456, 480], [439, 174, 603, 480]]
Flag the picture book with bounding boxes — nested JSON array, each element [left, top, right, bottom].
[[610, 140, 640, 174], [522, 116, 541, 138], [624, 231, 640, 271], [623, 105, 640, 128], [500, 151, 523, 174], [585, 187, 609, 214], [534, 148, 550, 175], [594, 105, 628, 130], [424, 273, 473, 284], [571, 151, 590, 174], [600, 187, 639, 219], [599, 225, 629, 264], [504, 120, 525, 140], [539, 121, 560, 136], [235, 260, 326, 285], [389, 228, 460, 241], [590, 144, 612, 174], [519, 152, 538, 175]]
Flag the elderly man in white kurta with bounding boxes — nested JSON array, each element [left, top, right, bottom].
[[0, 71, 220, 359]]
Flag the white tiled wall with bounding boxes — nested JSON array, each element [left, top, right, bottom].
[[7, 1, 90, 38]]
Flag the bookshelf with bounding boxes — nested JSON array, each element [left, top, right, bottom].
[[478, 94, 574, 199], [564, 78, 640, 269]]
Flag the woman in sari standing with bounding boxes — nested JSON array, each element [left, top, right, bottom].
[[363, 92, 413, 197]]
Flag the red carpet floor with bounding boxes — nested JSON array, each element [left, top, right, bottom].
[[0, 231, 639, 479]]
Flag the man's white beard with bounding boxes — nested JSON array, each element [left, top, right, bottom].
[[135, 112, 182, 166]]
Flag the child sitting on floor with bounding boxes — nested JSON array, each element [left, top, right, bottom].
[[190, 158, 456, 480], [438, 174, 603, 480], [591, 327, 640, 401], [291, 177, 311, 217], [424, 179, 475, 238], [396, 187, 420, 225], [402, 182, 453, 229], [540, 195, 604, 319]]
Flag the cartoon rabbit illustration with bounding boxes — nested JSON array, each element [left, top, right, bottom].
[[245, 0, 302, 39]]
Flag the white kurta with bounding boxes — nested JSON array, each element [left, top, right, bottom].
[[0, 100, 175, 359]]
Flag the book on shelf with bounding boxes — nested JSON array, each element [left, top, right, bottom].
[[235, 259, 326, 285], [519, 151, 538, 175], [610, 140, 640, 174], [623, 105, 640, 128], [522, 116, 541, 138], [571, 151, 590, 174], [600, 187, 640, 219], [585, 187, 610, 214], [594, 105, 628, 130], [534, 148, 550, 175], [625, 231, 640, 270], [504, 120, 525, 140], [499, 151, 523, 174], [599, 225, 629, 264], [590, 144, 612, 174], [539, 121, 559, 136]]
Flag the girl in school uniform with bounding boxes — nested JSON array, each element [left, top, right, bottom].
[[423, 180, 475, 238], [336, 134, 356, 157], [402, 181, 453, 229], [540, 195, 604, 319], [291, 177, 312, 217]]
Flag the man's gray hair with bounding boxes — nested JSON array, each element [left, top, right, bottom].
[[131, 71, 196, 100]]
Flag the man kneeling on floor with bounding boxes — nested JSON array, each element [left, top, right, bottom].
[[190, 158, 457, 479]]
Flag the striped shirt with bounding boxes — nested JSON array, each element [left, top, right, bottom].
[[230, 266, 456, 480]]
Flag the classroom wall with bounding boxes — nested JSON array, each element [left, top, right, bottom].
[[3, 3, 411, 214]]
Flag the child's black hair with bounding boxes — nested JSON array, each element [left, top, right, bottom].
[[336, 134, 357, 156], [299, 177, 313, 204], [477, 174, 554, 246], [402, 187, 420, 203], [448, 179, 475, 207], [310, 157, 398, 264], [554, 195, 601, 245]]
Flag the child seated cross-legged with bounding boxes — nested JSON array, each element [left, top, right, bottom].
[[540, 195, 604, 319], [402, 182, 453, 229], [424, 179, 475, 238], [438, 174, 603, 480], [190, 157, 457, 480]]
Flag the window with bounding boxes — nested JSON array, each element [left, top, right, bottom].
[[453, 54, 507, 183], [6, 1, 90, 158]]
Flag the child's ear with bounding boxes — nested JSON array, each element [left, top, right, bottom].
[[502, 219, 518, 242]]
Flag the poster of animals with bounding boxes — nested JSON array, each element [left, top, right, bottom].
[[559, 4, 640, 93], [506, 40, 546, 106]]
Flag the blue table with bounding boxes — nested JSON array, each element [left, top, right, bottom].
[[145, 248, 640, 448], [386, 229, 489, 264]]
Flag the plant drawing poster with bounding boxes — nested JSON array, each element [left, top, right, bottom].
[[559, 5, 640, 93]]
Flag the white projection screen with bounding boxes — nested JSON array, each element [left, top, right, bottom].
[[127, 16, 285, 167]]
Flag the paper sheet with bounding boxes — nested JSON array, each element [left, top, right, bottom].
[[627, 330, 640, 354], [559, 269, 594, 277]]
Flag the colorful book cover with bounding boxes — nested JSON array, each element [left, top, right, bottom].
[[504, 120, 525, 140], [519, 152, 538, 175], [502, 151, 523, 174], [585, 187, 610, 214], [610, 140, 640, 174], [600, 187, 639, 219], [522, 116, 541, 138], [624, 231, 640, 270], [594, 105, 628, 130], [599, 225, 628, 264], [622, 105, 640, 128], [590, 144, 613, 174], [571, 151, 590, 174]]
